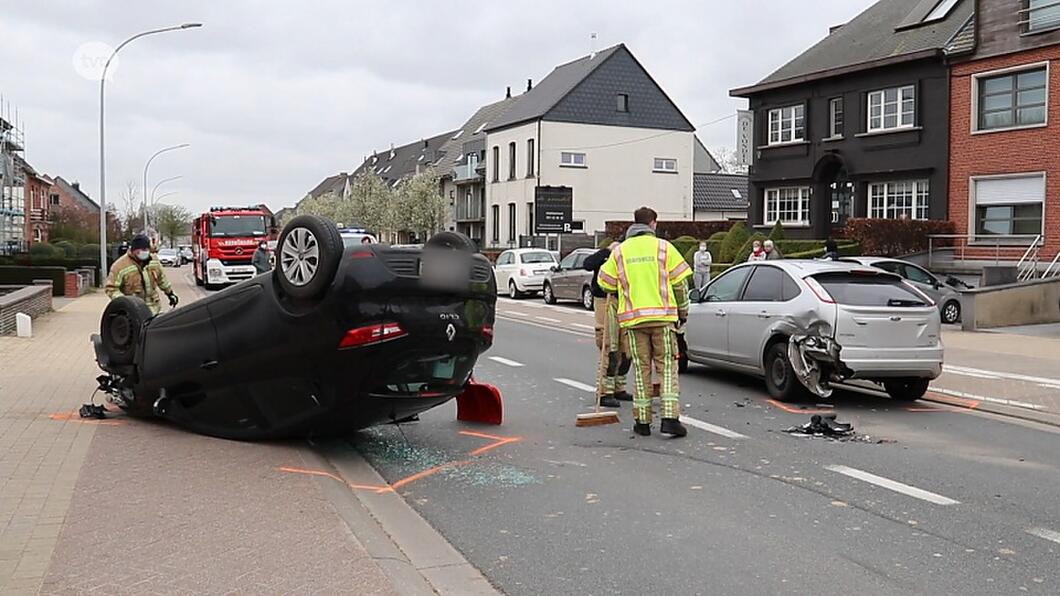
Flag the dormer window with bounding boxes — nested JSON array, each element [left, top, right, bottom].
[[1024, 0, 1060, 33], [924, 0, 959, 22]]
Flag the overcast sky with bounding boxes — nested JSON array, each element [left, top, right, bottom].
[[1, 0, 875, 215]]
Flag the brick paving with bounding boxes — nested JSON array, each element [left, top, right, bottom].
[[1, 271, 397, 595]]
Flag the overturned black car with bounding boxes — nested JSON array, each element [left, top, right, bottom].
[[93, 216, 499, 440]]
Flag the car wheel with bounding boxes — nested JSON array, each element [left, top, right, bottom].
[[426, 231, 476, 252], [275, 214, 343, 300], [582, 286, 594, 311], [941, 300, 961, 324], [764, 342, 805, 402], [543, 282, 557, 304], [508, 280, 522, 300], [101, 296, 153, 366], [884, 378, 930, 402]]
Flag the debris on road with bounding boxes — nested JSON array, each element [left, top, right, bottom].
[[785, 414, 853, 438], [78, 403, 108, 419]]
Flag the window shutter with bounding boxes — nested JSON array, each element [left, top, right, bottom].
[[975, 175, 1045, 205]]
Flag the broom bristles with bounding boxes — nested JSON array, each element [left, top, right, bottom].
[[575, 411, 620, 427]]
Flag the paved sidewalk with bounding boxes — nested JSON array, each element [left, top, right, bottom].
[[0, 271, 398, 594]]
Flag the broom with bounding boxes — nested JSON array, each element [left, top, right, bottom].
[[576, 390, 620, 427]]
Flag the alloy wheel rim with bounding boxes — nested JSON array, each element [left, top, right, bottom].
[[583, 289, 593, 310], [280, 228, 320, 287], [544, 285, 552, 302], [944, 303, 958, 322], [509, 282, 517, 298]]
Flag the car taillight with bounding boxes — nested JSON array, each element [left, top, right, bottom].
[[481, 324, 494, 340], [901, 280, 936, 306], [803, 276, 835, 304], [349, 250, 374, 260], [338, 322, 407, 349]]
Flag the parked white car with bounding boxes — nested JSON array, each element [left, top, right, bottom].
[[157, 248, 180, 267], [493, 249, 558, 299], [686, 260, 942, 402]]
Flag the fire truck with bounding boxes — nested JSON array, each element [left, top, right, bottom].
[[192, 206, 277, 289]]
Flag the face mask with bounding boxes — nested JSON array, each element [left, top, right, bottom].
[[135, 250, 150, 261], [699, 246, 706, 251]]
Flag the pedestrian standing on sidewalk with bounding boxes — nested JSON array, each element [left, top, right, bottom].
[[105, 234, 178, 316], [764, 239, 783, 260], [748, 240, 766, 262], [252, 240, 271, 274], [583, 242, 632, 408], [693, 241, 712, 302], [598, 207, 692, 437]]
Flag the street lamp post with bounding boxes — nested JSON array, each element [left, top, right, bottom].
[[143, 143, 189, 231], [150, 175, 183, 208], [98, 23, 202, 279]]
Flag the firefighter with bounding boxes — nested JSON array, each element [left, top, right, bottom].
[[598, 207, 692, 437], [583, 242, 631, 408], [105, 234, 178, 315]]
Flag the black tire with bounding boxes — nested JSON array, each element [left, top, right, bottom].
[[101, 296, 153, 366], [941, 300, 961, 324], [764, 342, 805, 402], [426, 231, 476, 252], [543, 282, 557, 304], [275, 215, 343, 300], [884, 378, 930, 402], [582, 286, 594, 311]]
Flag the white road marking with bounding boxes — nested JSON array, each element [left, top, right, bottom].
[[495, 315, 594, 338], [535, 316, 562, 323], [520, 302, 546, 309], [944, 364, 1060, 389], [554, 378, 596, 393], [824, 465, 960, 506], [930, 387, 1045, 411], [488, 356, 524, 368], [942, 369, 1002, 380], [681, 416, 747, 439], [573, 323, 597, 331], [1027, 527, 1060, 545]]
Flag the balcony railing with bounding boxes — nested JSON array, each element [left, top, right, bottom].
[[452, 164, 482, 183]]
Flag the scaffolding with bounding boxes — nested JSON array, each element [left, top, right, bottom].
[[0, 96, 26, 255]]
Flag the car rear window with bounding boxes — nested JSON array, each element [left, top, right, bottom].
[[813, 273, 928, 307], [521, 252, 555, 264]]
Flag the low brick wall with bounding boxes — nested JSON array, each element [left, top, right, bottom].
[[64, 272, 82, 298], [0, 284, 53, 335]]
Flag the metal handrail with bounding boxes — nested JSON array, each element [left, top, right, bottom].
[[1044, 251, 1060, 278], [927, 234, 1042, 269], [1015, 234, 1044, 269]]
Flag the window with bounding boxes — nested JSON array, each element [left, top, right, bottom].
[[973, 175, 1045, 237], [507, 203, 516, 243], [703, 267, 752, 302], [559, 252, 578, 269], [616, 93, 629, 112], [814, 273, 928, 307], [977, 67, 1047, 131], [741, 266, 789, 302], [526, 202, 534, 235], [1025, 0, 1060, 32], [653, 158, 678, 173], [867, 85, 915, 132], [526, 139, 535, 177], [474, 122, 489, 134], [451, 130, 464, 140], [491, 205, 500, 242], [868, 180, 930, 220], [767, 105, 805, 145], [764, 187, 810, 225], [508, 142, 517, 180], [925, 0, 959, 21], [560, 152, 586, 167], [829, 97, 844, 138], [903, 264, 936, 285], [497, 252, 512, 265], [491, 146, 499, 182]]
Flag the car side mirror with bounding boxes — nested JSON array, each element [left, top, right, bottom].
[[689, 288, 701, 302], [551, 265, 559, 272]]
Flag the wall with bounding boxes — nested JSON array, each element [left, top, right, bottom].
[[949, 45, 1060, 261], [974, 0, 1060, 59], [484, 121, 539, 248], [0, 285, 52, 335], [961, 275, 1060, 329]]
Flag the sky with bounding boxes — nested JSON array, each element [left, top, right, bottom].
[[1, 0, 876, 215]]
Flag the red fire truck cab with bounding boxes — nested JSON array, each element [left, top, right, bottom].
[[192, 206, 277, 289]]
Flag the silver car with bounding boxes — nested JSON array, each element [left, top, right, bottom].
[[842, 257, 964, 324], [542, 248, 596, 310], [686, 260, 942, 402]]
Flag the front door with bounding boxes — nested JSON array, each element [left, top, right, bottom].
[[830, 176, 853, 230], [686, 266, 752, 363]]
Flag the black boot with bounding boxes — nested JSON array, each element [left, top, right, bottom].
[[600, 394, 621, 407], [633, 421, 651, 436], [613, 390, 633, 402], [660, 418, 687, 437]]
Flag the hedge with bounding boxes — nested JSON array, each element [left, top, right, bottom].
[[604, 220, 733, 243], [786, 242, 861, 259], [708, 231, 729, 242], [843, 218, 955, 256], [719, 222, 750, 263], [0, 266, 67, 296], [0, 256, 106, 286], [767, 221, 786, 241]]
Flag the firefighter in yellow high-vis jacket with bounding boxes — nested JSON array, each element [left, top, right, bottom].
[[105, 235, 178, 316], [598, 207, 691, 437]]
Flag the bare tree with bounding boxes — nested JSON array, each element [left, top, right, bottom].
[[153, 203, 193, 248], [118, 179, 140, 239], [710, 146, 749, 175]]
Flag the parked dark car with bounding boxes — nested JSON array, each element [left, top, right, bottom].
[[92, 216, 498, 440], [542, 248, 596, 310]]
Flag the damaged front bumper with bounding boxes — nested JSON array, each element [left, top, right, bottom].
[[787, 335, 852, 398]]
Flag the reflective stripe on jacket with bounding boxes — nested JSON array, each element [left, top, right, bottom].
[[105, 252, 172, 314], [597, 233, 692, 328]]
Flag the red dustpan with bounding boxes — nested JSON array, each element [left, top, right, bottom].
[[457, 378, 503, 425]]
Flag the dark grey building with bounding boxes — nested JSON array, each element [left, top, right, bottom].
[[730, 0, 973, 239]]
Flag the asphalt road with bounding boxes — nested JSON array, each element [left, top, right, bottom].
[[338, 297, 1060, 595]]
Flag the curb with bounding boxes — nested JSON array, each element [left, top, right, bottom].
[[924, 391, 1060, 429]]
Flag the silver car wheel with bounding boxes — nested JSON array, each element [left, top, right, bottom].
[[582, 287, 594, 311], [942, 301, 960, 324], [543, 284, 553, 303], [280, 227, 320, 287]]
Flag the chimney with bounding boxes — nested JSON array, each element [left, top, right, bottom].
[[72, 181, 79, 190], [505, 86, 511, 99], [526, 78, 533, 92], [423, 138, 428, 149], [829, 23, 844, 34]]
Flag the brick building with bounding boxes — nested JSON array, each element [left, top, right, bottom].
[[948, 0, 1060, 262], [22, 162, 52, 245]]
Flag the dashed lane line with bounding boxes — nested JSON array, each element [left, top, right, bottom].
[[488, 356, 524, 368], [554, 378, 597, 393], [681, 416, 747, 439], [930, 387, 1044, 411], [1027, 527, 1060, 545], [535, 316, 562, 323], [823, 465, 960, 506], [495, 315, 594, 339], [572, 323, 596, 331]]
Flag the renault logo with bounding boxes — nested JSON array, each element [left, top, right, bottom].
[[445, 323, 456, 342]]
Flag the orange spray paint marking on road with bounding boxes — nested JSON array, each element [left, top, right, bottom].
[[459, 430, 523, 456], [765, 400, 834, 415], [390, 460, 473, 490], [277, 466, 391, 492], [48, 411, 125, 426]]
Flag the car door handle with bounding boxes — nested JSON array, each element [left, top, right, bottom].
[[757, 311, 773, 319], [714, 310, 727, 317], [201, 360, 219, 370]]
